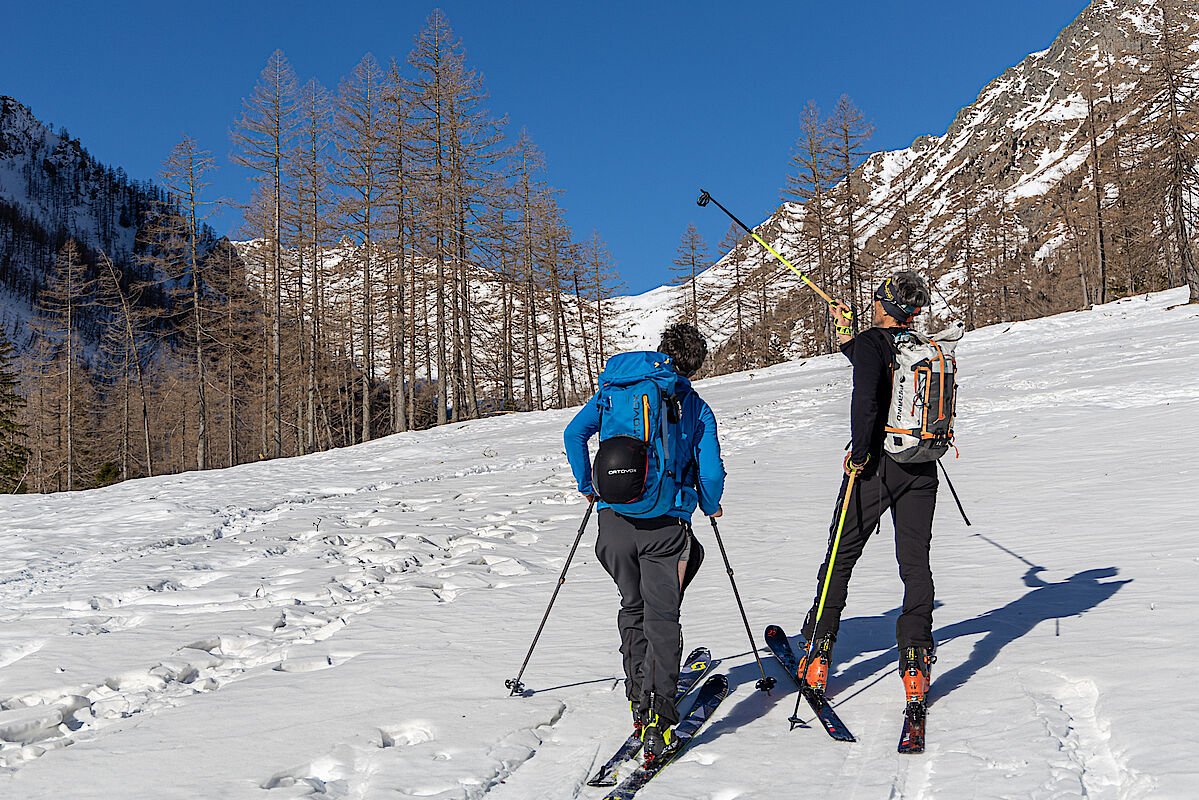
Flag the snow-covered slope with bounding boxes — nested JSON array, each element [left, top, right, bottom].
[[0, 289, 1195, 798], [0, 97, 138, 255], [0, 96, 167, 352]]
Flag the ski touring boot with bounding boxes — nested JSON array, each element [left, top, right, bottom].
[[797, 634, 834, 693], [639, 709, 677, 763], [900, 645, 936, 711]]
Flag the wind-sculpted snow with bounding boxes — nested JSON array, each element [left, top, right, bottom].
[[0, 289, 1196, 797]]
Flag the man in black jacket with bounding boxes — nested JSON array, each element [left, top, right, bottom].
[[797, 271, 939, 705]]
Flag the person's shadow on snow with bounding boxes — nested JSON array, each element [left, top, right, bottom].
[[657, 566, 1131, 748], [831, 565, 1130, 708], [691, 565, 1129, 744]]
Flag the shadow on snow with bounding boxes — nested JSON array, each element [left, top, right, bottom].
[[829, 564, 1130, 708], [691, 562, 1130, 745]]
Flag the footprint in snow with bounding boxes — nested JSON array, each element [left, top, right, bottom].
[[379, 721, 435, 748]]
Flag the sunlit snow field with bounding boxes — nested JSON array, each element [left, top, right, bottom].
[[1, 290, 1196, 799]]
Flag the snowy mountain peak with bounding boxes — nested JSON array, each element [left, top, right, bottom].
[[0, 97, 64, 160], [0, 97, 164, 350]]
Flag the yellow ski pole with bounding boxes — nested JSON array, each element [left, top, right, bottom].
[[788, 468, 859, 727], [697, 189, 848, 317]]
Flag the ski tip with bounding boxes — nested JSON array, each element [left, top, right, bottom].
[[765, 623, 785, 639]]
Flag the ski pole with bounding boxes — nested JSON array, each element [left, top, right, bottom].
[[789, 469, 859, 729], [506, 498, 596, 696], [708, 516, 777, 693], [937, 461, 971, 526], [697, 189, 846, 313]]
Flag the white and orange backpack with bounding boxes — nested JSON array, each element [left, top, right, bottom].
[[884, 323, 964, 463]]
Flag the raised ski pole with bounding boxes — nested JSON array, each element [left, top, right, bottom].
[[789, 469, 859, 729], [709, 516, 777, 693], [697, 189, 846, 314], [937, 461, 971, 526], [506, 498, 597, 696]]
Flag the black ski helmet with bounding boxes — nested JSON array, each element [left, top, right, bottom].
[[593, 436, 649, 504]]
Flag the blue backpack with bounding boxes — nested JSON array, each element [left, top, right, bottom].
[[592, 351, 686, 518]]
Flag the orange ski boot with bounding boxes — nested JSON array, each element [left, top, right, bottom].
[[798, 635, 834, 693], [900, 645, 935, 704]]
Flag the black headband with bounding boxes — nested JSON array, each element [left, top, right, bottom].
[[875, 277, 920, 322]]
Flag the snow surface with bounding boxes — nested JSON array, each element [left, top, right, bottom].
[[1, 289, 1197, 798]]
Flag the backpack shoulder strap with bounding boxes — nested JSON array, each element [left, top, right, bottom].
[[676, 389, 703, 483], [880, 327, 907, 369]]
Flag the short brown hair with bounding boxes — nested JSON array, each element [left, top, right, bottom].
[[659, 323, 708, 378]]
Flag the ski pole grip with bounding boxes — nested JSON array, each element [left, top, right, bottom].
[[829, 299, 853, 319]]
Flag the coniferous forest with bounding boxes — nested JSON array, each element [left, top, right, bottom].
[[0, 2, 1197, 493], [4, 12, 629, 492]]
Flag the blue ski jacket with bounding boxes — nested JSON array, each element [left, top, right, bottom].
[[564, 375, 726, 519]]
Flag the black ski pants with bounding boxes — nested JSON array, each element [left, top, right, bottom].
[[596, 508, 703, 726], [803, 455, 938, 650]]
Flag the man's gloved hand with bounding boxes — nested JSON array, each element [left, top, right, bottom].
[[843, 452, 869, 476], [831, 301, 854, 336]]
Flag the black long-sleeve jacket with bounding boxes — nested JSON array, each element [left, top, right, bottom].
[[839, 327, 900, 468]]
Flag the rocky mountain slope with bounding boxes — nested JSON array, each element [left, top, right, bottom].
[[4, 0, 1194, 397], [0, 97, 165, 348], [615, 0, 1199, 366]]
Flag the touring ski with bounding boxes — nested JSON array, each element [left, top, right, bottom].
[[898, 700, 927, 754], [586, 647, 715, 787], [602, 673, 729, 800], [764, 624, 856, 742]]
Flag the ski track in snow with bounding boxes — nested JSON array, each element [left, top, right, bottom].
[[1, 290, 1196, 797], [1021, 670, 1154, 800], [0, 445, 581, 796]]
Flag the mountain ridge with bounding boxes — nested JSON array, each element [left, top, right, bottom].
[[654, 0, 1198, 372]]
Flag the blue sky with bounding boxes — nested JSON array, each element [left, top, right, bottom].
[[3, 0, 1090, 293]]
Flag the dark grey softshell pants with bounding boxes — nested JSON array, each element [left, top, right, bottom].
[[803, 455, 938, 649], [595, 508, 703, 726]]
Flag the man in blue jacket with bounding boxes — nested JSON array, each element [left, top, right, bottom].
[[564, 323, 725, 761]]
